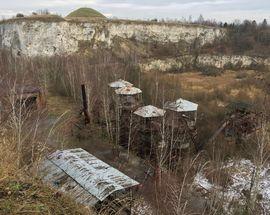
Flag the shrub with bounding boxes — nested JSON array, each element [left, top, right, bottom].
[[200, 66, 223, 76], [16, 13, 24, 18], [235, 71, 248, 79]]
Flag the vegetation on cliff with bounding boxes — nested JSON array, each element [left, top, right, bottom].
[[66, 7, 106, 19]]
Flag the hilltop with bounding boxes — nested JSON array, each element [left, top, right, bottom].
[[66, 7, 106, 19]]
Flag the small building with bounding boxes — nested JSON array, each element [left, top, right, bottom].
[[38, 148, 139, 213], [115, 86, 142, 110], [115, 86, 142, 148], [133, 105, 166, 158], [164, 98, 199, 150], [108, 79, 133, 89], [164, 98, 198, 129], [107, 80, 135, 144], [15, 86, 46, 110]]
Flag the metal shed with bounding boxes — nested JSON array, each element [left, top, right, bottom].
[[38, 148, 139, 209]]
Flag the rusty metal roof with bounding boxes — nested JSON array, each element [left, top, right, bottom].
[[164, 98, 198, 112], [134, 105, 166, 118], [115, 86, 142, 95], [38, 148, 139, 206], [108, 79, 133, 89]]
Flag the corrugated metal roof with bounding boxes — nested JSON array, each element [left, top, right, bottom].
[[115, 86, 142, 95], [108, 79, 133, 89], [134, 105, 166, 118], [39, 148, 139, 205], [39, 157, 99, 206], [164, 98, 198, 112]]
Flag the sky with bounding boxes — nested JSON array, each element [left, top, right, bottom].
[[0, 0, 269, 23]]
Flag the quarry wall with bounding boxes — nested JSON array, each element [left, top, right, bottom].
[[1, 20, 268, 71], [0, 20, 224, 57], [196, 55, 270, 70], [141, 55, 270, 73]]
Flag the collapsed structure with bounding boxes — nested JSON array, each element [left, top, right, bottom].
[[38, 148, 139, 212], [210, 102, 263, 144], [0, 85, 46, 123], [15, 86, 46, 110]]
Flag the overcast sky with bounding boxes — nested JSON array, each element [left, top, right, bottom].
[[0, 0, 269, 23]]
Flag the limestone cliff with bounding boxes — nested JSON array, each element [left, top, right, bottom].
[[0, 20, 225, 57], [140, 55, 270, 73], [196, 55, 270, 70]]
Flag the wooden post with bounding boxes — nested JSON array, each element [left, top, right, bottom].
[[81, 84, 90, 125]]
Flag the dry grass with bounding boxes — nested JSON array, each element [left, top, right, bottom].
[[0, 15, 64, 24], [141, 68, 267, 153], [0, 178, 92, 215]]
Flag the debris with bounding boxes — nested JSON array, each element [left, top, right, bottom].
[[194, 159, 270, 214]]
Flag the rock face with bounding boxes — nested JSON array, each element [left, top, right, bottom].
[[140, 56, 195, 73], [197, 55, 270, 70], [141, 55, 270, 73], [0, 20, 225, 57]]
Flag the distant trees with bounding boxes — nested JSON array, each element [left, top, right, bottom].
[[197, 14, 204, 24], [201, 18, 270, 56], [16, 13, 24, 18], [261, 19, 268, 29], [35, 9, 50, 15]]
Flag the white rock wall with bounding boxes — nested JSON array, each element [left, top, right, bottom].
[[197, 55, 270, 69], [0, 20, 225, 57], [140, 56, 195, 72], [0, 21, 96, 56], [140, 55, 270, 73]]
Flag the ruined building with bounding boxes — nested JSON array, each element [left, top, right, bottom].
[[133, 105, 166, 159], [38, 148, 139, 213], [164, 98, 198, 150]]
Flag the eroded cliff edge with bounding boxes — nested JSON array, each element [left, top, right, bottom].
[[0, 20, 225, 57]]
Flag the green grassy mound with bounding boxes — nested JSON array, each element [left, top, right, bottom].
[[67, 7, 106, 19]]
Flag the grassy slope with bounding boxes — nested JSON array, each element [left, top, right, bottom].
[[0, 178, 92, 214], [66, 8, 106, 19]]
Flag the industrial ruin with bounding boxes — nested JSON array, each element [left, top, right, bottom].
[[0, 85, 46, 124], [38, 148, 139, 214], [210, 101, 264, 144], [15, 85, 46, 110], [37, 79, 266, 214], [108, 80, 199, 161], [164, 98, 198, 150], [133, 105, 166, 159]]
